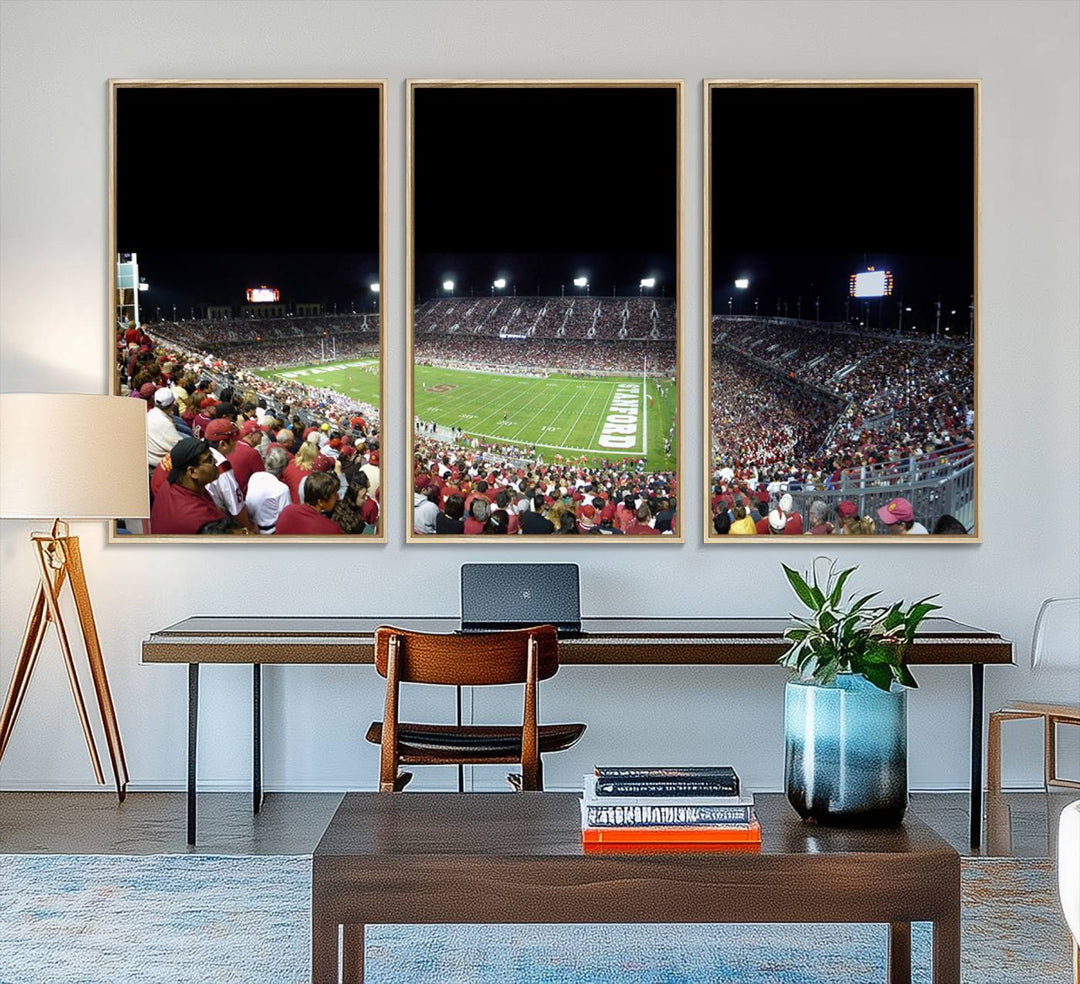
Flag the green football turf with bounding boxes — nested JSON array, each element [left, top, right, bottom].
[[253, 359, 677, 469], [414, 365, 677, 470], [254, 358, 381, 409]]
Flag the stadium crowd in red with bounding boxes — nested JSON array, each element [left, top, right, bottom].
[[414, 337, 675, 376], [412, 433, 676, 536], [117, 321, 381, 536], [709, 316, 974, 536]]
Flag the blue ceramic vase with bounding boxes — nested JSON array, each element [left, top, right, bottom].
[[784, 673, 908, 826]]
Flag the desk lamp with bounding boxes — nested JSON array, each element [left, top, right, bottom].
[[0, 393, 149, 800]]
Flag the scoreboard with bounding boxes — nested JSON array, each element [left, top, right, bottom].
[[246, 286, 281, 303], [849, 268, 894, 298]]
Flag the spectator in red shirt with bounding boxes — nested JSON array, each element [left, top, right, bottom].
[[624, 504, 660, 535], [149, 438, 226, 535], [275, 471, 342, 534], [228, 420, 266, 494], [464, 497, 492, 534]]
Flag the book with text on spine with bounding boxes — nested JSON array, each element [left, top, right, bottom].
[[583, 776, 752, 809], [593, 766, 739, 798], [585, 802, 754, 827], [581, 818, 762, 845]]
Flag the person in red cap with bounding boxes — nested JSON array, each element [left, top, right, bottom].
[[227, 420, 266, 495], [275, 471, 342, 534], [877, 497, 928, 534], [204, 418, 254, 531]]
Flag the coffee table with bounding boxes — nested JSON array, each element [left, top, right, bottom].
[[312, 792, 960, 984]]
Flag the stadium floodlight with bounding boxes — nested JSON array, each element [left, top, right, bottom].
[[493, 278, 506, 289], [639, 278, 655, 288], [443, 280, 455, 292], [573, 277, 588, 287], [735, 278, 750, 289], [369, 283, 380, 292]]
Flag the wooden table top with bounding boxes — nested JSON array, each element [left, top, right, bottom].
[[314, 791, 955, 862], [142, 615, 1013, 666]]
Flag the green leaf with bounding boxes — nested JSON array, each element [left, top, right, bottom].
[[862, 663, 894, 692], [829, 565, 857, 607], [883, 604, 905, 631], [894, 664, 919, 689], [782, 564, 819, 611], [849, 591, 881, 614]]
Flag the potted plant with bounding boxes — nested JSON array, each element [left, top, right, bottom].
[[779, 558, 941, 826]]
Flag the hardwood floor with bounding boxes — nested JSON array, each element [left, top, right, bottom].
[[0, 789, 1073, 857]]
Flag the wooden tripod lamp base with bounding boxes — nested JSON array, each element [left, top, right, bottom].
[[0, 520, 129, 801]]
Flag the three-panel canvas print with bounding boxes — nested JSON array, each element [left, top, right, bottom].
[[108, 79, 978, 543]]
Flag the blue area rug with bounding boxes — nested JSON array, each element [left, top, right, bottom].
[[0, 854, 1070, 983]]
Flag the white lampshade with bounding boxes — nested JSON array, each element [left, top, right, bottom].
[[0, 393, 150, 519]]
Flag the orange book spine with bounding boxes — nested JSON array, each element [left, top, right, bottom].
[[582, 818, 761, 845]]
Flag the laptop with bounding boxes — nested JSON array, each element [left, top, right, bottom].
[[459, 563, 583, 637]]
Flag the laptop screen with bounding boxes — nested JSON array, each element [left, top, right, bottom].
[[460, 563, 581, 631]]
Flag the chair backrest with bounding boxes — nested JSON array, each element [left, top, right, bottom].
[[1031, 597, 1080, 672], [374, 624, 560, 686]]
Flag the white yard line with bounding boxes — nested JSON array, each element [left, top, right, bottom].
[[509, 383, 575, 443], [585, 381, 618, 450], [561, 380, 604, 446], [640, 360, 649, 457]]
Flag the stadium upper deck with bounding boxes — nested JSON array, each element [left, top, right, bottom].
[[415, 295, 675, 341]]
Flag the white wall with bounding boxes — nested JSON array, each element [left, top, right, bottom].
[[1, 0, 1077, 795]]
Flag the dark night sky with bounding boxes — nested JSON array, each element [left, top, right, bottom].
[[710, 86, 976, 326], [413, 86, 678, 299], [116, 85, 380, 310]]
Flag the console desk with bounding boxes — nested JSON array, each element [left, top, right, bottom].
[[141, 616, 1013, 846]]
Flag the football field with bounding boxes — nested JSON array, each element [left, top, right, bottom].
[[254, 357, 381, 409], [415, 365, 677, 469], [254, 359, 677, 469]]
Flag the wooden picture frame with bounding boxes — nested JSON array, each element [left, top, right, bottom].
[[108, 79, 387, 542], [407, 80, 683, 543], [704, 80, 980, 543]]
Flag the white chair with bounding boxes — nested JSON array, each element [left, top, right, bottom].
[[1059, 799, 1080, 983], [988, 597, 1080, 790]]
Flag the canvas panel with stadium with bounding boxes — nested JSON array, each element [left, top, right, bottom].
[[110, 82, 384, 540], [409, 82, 681, 539], [706, 82, 978, 540]]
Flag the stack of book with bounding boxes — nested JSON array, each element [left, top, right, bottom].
[[581, 766, 760, 848]]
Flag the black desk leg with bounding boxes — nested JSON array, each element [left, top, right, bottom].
[[188, 662, 199, 847], [253, 663, 263, 814], [456, 684, 464, 793], [969, 663, 984, 848]]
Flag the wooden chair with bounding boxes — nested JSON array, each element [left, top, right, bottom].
[[365, 624, 586, 792], [988, 597, 1080, 792]]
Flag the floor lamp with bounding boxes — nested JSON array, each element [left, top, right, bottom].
[[0, 393, 149, 800]]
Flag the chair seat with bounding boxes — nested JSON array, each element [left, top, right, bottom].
[[366, 721, 586, 761]]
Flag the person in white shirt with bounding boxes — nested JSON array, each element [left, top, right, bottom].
[[203, 418, 252, 530], [245, 446, 291, 534], [146, 388, 181, 468]]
